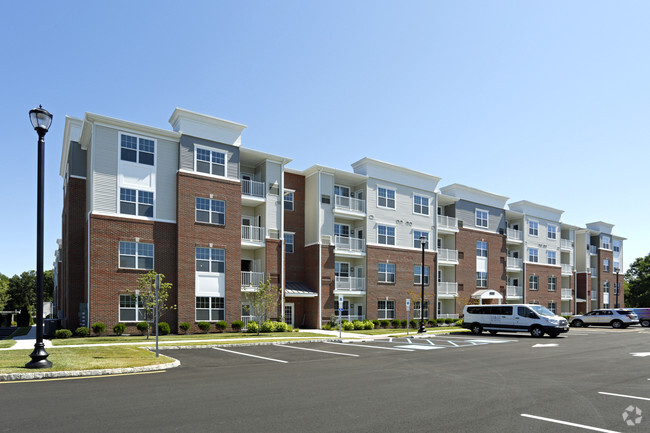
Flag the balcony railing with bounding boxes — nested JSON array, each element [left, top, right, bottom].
[[561, 239, 573, 249], [507, 285, 523, 298], [438, 314, 459, 319], [438, 249, 458, 262], [590, 267, 597, 277], [561, 264, 573, 275], [507, 228, 523, 242], [334, 195, 365, 213], [241, 271, 265, 287], [561, 288, 573, 299], [334, 236, 365, 253], [334, 276, 366, 291], [561, 312, 573, 316], [241, 225, 265, 243], [589, 245, 598, 255], [336, 315, 366, 322], [507, 257, 523, 270], [438, 282, 458, 296], [241, 179, 265, 198], [437, 215, 458, 231]]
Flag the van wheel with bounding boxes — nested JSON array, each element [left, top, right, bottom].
[[641, 320, 650, 327], [611, 320, 623, 329], [530, 326, 544, 338], [471, 324, 482, 335], [571, 319, 583, 327], [489, 330, 498, 335]]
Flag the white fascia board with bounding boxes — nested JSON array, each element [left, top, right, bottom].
[[440, 183, 509, 209], [302, 164, 368, 185], [240, 147, 292, 165], [84, 112, 181, 141], [59, 116, 83, 178], [508, 200, 564, 221], [351, 157, 441, 191], [585, 221, 615, 234], [169, 108, 246, 146]]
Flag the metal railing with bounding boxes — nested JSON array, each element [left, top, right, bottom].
[[507, 257, 523, 269], [241, 271, 265, 287], [438, 248, 458, 262], [241, 179, 265, 198], [337, 315, 366, 322], [241, 225, 265, 242], [507, 228, 523, 241], [334, 235, 365, 252], [438, 282, 458, 296], [561, 264, 573, 274], [561, 312, 573, 316], [507, 285, 523, 297], [438, 314, 459, 319], [561, 239, 573, 249], [334, 276, 366, 291], [561, 288, 573, 299], [334, 195, 365, 213], [590, 267, 597, 277], [437, 215, 458, 230]]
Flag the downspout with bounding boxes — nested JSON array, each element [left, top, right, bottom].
[[86, 122, 95, 327], [433, 192, 439, 320], [280, 161, 285, 322], [317, 169, 322, 328]]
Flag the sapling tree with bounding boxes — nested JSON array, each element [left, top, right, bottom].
[[129, 270, 176, 339], [248, 277, 280, 336]]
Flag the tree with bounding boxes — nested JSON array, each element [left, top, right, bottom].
[[43, 269, 54, 302], [7, 271, 36, 310], [248, 277, 280, 335], [0, 273, 9, 311], [129, 270, 176, 339], [625, 253, 650, 307]]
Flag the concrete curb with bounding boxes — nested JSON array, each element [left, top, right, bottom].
[[155, 338, 339, 349]]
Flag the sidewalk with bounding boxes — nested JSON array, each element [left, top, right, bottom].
[[10, 325, 54, 350]]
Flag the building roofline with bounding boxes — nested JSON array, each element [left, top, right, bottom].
[[85, 112, 181, 141], [351, 157, 442, 183], [440, 183, 509, 204]]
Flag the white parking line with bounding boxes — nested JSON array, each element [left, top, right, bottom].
[[273, 344, 359, 357], [521, 414, 621, 432], [598, 391, 650, 401], [213, 347, 288, 363], [324, 342, 414, 352]]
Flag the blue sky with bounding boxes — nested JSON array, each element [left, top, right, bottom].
[[1, 1, 648, 277]]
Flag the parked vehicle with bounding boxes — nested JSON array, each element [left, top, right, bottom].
[[632, 308, 650, 327], [461, 304, 569, 338], [570, 309, 638, 329]]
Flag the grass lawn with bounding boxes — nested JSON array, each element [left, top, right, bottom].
[[0, 340, 16, 349], [0, 346, 175, 375], [346, 326, 466, 335]]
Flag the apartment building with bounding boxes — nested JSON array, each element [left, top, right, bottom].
[[56, 109, 625, 331]]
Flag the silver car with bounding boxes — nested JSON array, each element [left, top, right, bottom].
[[570, 309, 638, 329]]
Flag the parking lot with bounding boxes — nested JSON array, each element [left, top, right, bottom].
[[3, 328, 650, 432]]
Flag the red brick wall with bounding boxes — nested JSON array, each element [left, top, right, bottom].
[[177, 171, 242, 333], [525, 264, 562, 308], [598, 249, 620, 307], [304, 244, 321, 327], [284, 173, 306, 282], [61, 177, 86, 329], [320, 245, 336, 325]]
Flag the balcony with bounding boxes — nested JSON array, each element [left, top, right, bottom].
[[561, 239, 573, 250], [437, 215, 458, 233], [334, 276, 366, 292], [506, 257, 523, 271], [438, 249, 458, 265], [507, 228, 523, 243], [561, 264, 573, 275], [334, 236, 365, 255], [241, 225, 265, 248], [334, 195, 365, 219], [561, 311, 573, 316], [241, 271, 265, 288], [590, 267, 597, 278], [241, 179, 266, 206], [589, 245, 598, 255], [438, 282, 458, 297], [561, 288, 573, 300], [506, 285, 523, 299], [438, 314, 459, 319]]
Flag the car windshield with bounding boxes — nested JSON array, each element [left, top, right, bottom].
[[529, 305, 555, 317]]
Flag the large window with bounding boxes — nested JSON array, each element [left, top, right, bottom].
[[377, 187, 396, 209], [547, 302, 556, 314], [195, 247, 225, 272], [529, 220, 539, 236], [196, 296, 225, 321], [120, 188, 154, 217], [548, 276, 557, 291], [413, 230, 428, 249], [284, 190, 294, 211], [285, 233, 294, 254], [414, 266, 429, 285], [613, 240, 621, 253], [378, 263, 396, 283], [120, 133, 155, 166], [119, 294, 147, 322], [414, 301, 429, 319], [195, 197, 225, 225], [475, 209, 488, 228], [378, 225, 395, 246], [334, 185, 350, 197], [378, 300, 395, 319], [547, 224, 557, 240], [119, 241, 153, 270], [547, 251, 556, 265], [476, 272, 487, 288], [413, 195, 429, 215], [195, 147, 226, 176], [603, 281, 610, 293], [529, 275, 538, 290], [528, 248, 539, 263], [603, 259, 610, 272], [602, 236, 611, 250], [477, 241, 488, 257]]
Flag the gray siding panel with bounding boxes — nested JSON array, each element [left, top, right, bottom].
[[68, 141, 87, 177], [156, 137, 178, 221], [93, 125, 118, 214], [179, 134, 239, 180], [455, 200, 505, 233]]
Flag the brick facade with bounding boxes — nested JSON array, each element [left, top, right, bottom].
[[525, 264, 562, 309]]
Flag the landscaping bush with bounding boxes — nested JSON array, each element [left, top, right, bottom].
[[11, 321, 17, 327], [179, 322, 191, 334], [137, 322, 149, 335], [113, 323, 126, 336], [247, 321, 259, 333], [343, 321, 354, 331], [341, 319, 349, 324], [363, 320, 375, 330], [275, 321, 288, 332], [293, 328, 300, 332], [231, 320, 244, 332], [287, 325, 294, 332], [158, 322, 170, 335], [55, 329, 72, 339], [409, 319, 418, 329], [380, 320, 390, 328], [391, 319, 400, 328], [322, 323, 332, 330], [197, 322, 211, 333], [454, 319, 463, 326], [352, 320, 364, 330], [445, 318, 454, 324], [214, 321, 227, 332], [428, 319, 437, 327], [372, 319, 380, 328], [400, 319, 408, 328], [74, 327, 90, 337], [261, 320, 275, 333], [91, 322, 106, 335]]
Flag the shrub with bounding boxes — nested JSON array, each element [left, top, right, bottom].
[[409, 319, 418, 329], [231, 320, 244, 332], [55, 329, 72, 339], [113, 323, 126, 336], [322, 323, 332, 330], [352, 320, 364, 330], [11, 321, 17, 327], [380, 320, 390, 328], [247, 321, 259, 333], [261, 320, 275, 333], [294, 328, 300, 332], [428, 319, 437, 327], [214, 321, 227, 332], [363, 320, 375, 330], [372, 319, 380, 328], [179, 322, 191, 334], [343, 321, 354, 331], [136, 322, 149, 335], [445, 318, 454, 324], [454, 319, 463, 326], [74, 327, 90, 338], [158, 322, 170, 335], [275, 322, 288, 332], [390, 319, 399, 328], [399, 319, 407, 328], [197, 322, 211, 333], [91, 322, 106, 335], [341, 319, 350, 324]]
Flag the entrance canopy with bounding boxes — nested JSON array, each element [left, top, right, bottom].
[[285, 281, 318, 298], [471, 290, 503, 304]]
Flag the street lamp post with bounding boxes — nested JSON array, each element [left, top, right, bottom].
[[418, 235, 427, 333], [25, 105, 53, 369], [615, 268, 620, 309]]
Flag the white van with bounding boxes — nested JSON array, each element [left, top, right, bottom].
[[462, 304, 569, 338]]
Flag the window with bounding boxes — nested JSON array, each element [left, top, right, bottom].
[[284, 190, 294, 211], [335, 262, 349, 278], [529, 221, 539, 236], [195, 147, 226, 176], [321, 195, 330, 204], [413, 195, 429, 215], [378, 300, 395, 319], [334, 224, 350, 238], [475, 209, 488, 228], [378, 225, 395, 246], [547, 251, 557, 265], [529, 275, 538, 290], [378, 263, 395, 283], [414, 301, 429, 319], [613, 241, 621, 253], [195, 247, 225, 272], [547, 224, 557, 240], [284, 233, 294, 254], [613, 261, 620, 272], [603, 281, 610, 293], [195, 197, 225, 225], [119, 241, 153, 270], [414, 266, 429, 285], [477, 241, 488, 257], [603, 259, 610, 272], [528, 248, 539, 263], [377, 187, 396, 209], [119, 294, 147, 322], [120, 134, 155, 166], [602, 236, 611, 250], [476, 272, 487, 288], [413, 230, 428, 249], [334, 185, 350, 197], [120, 188, 153, 217], [196, 296, 225, 321], [547, 302, 556, 314], [334, 300, 349, 316], [548, 276, 557, 291]]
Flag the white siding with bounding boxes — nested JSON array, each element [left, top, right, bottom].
[[304, 173, 319, 245], [156, 136, 178, 221], [92, 125, 118, 214]]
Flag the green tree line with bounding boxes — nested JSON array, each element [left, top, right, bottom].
[[0, 270, 53, 316]]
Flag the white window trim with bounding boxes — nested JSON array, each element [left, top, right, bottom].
[[284, 189, 295, 211], [118, 131, 157, 168], [285, 232, 295, 254], [334, 184, 351, 197], [414, 265, 430, 285], [547, 224, 557, 240], [118, 241, 154, 270], [377, 224, 396, 246], [378, 263, 396, 283], [376, 185, 396, 210], [195, 197, 226, 225], [195, 296, 225, 322], [412, 193, 431, 216], [475, 208, 489, 229], [118, 187, 156, 220], [547, 251, 557, 265], [528, 248, 539, 263], [413, 229, 430, 249], [528, 219, 539, 237], [193, 144, 228, 179], [119, 294, 147, 323]]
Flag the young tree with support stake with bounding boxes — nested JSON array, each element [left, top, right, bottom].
[[129, 270, 176, 339], [248, 277, 280, 335]]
